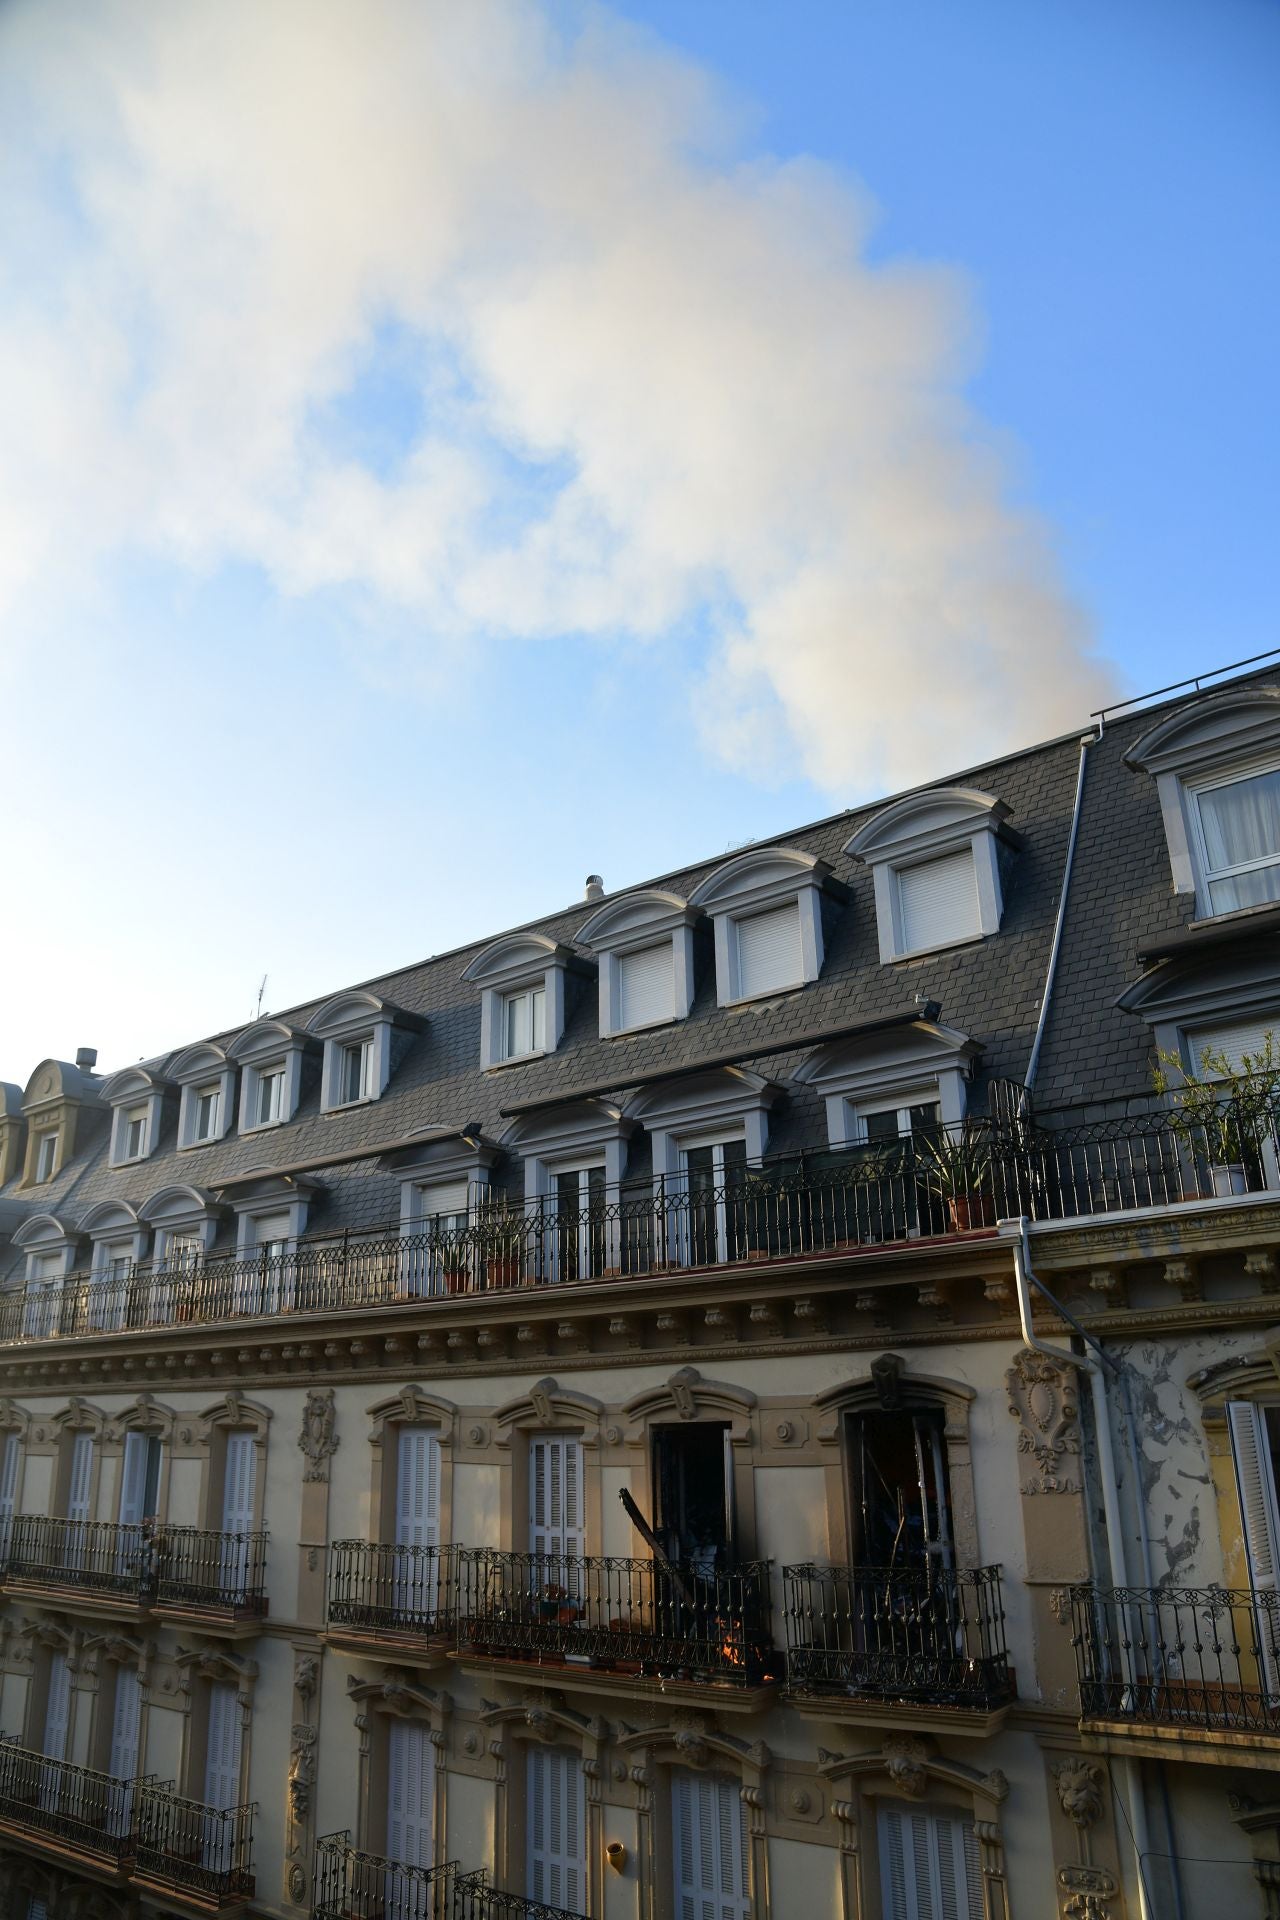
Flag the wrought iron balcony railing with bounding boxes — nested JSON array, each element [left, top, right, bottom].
[[3, 1516, 267, 1617], [1071, 1582, 1280, 1733], [134, 1783, 255, 1903], [452, 1872, 590, 1920], [154, 1525, 268, 1618], [327, 1541, 458, 1639], [2, 1102, 1276, 1348], [457, 1549, 777, 1685], [781, 1562, 1013, 1708], [312, 1832, 458, 1920], [0, 1739, 156, 1865]]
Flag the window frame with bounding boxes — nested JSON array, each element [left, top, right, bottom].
[[1184, 751, 1280, 918], [34, 1132, 58, 1183]]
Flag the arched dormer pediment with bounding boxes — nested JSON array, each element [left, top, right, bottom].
[[845, 787, 1012, 963], [794, 1022, 980, 1144], [624, 1368, 756, 1440], [1124, 687, 1280, 777], [22, 1059, 101, 1115], [227, 1019, 307, 1063], [79, 1200, 142, 1238], [577, 888, 700, 950], [494, 1378, 603, 1443], [98, 1065, 170, 1105], [13, 1212, 76, 1252], [367, 1386, 458, 1446], [625, 1068, 780, 1171], [168, 1042, 231, 1083], [461, 932, 569, 989], [501, 1099, 635, 1198], [308, 990, 398, 1039], [167, 1044, 239, 1149], [844, 787, 1010, 864], [689, 848, 833, 1007], [138, 1185, 219, 1229]]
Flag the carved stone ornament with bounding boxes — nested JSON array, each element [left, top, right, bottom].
[[1057, 1862, 1117, 1920], [299, 1389, 338, 1482], [882, 1736, 930, 1799], [294, 1653, 319, 1702], [672, 1727, 710, 1768], [1006, 1349, 1082, 1493], [1054, 1757, 1106, 1829], [288, 1723, 318, 1824], [287, 1862, 307, 1905]]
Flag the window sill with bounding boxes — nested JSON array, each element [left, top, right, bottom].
[[720, 981, 806, 1010], [604, 1016, 678, 1039], [177, 1135, 225, 1152], [484, 1049, 549, 1072], [323, 1095, 379, 1115], [243, 1118, 289, 1134], [109, 1154, 151, 1171], [889, 930, 987, 964]]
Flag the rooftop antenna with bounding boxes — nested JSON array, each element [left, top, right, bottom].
[[255, 975, 267, 1020]]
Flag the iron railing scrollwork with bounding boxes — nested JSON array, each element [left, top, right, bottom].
[[2, 1515, 267, 1616], [327, 1541, 458, 1637], [312, 1832, 458, 1919], [0, 1740, 159, 1863], [456, 1549, 777, 1685], [1071, 1582, 1280, 1732], [452, 1871, 591, 1920], [781, 1563, 1012, 1706], [135, 1783, 255, 1900]]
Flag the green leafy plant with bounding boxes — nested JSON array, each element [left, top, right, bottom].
[[914, 1128, 993, 1198], [1153, 1031, 1280, 1166]]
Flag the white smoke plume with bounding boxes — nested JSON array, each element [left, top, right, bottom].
[[0, 0, 1114, 793]]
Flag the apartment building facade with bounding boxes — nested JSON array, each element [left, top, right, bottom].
[[1, 666, 1280, 1920]]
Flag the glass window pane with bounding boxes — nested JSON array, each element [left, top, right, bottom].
[[1199, 766, 1280, 872], [1207, 862, 1280, 914], [505, 992, 528, 1057], [864, 1109, 903, 1143]]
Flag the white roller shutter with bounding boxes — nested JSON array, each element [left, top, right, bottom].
[[735, 903, 802, 999], [619, 942, 675, 1030], [387, 1720, 434, 1868], [899, 849, 981, 953], [672, 1768, 749, 1920], [878, 1804, 982, 1920], [528, 1745, 586, 1914], [1228, 1401, 1280, 1693], [1188, 1018, 1279, 1076], [529, 1437, 584, 1559]]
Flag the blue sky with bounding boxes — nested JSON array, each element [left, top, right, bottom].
[[0, 0, 1275, 1074]]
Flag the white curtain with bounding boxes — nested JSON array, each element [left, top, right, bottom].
[[1199, 766, 1280, 910]]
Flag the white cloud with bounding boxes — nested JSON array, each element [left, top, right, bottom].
[[0, 0, 1114, 794]]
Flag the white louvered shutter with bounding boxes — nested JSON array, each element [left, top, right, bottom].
[[220, 1434, 257, 1596], [28, 1901, 49, 1920], [119, 1432, 160, 1529], [899, 849, 981, 953], [529, 1437, 585, 1558], [44, 1652, 71, 1761], [204, 1682, 243, 1810], [672, 1769, 750, 1920], [1189, 1018, 1280, 1076], [387, 1719, 434, 1868], [396, 1430, 441, 1550], [878, 1804, 983, 1920], [1228, 1401, 1280, 1693], [67, 1431, 94, 1572], [735, 903, 802, 999], [0, 1432, 22, 1555], [619, 942, 675, 1030], [108, 1665, 142, 1834], [528, 1745, 586, 1913]]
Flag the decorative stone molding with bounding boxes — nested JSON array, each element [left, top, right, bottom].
[[623, 1366, 755, 1435], [1054, 1757, 1106, 1829], [494, 1378, 602, 1441], [366, 1385, 456, 1447], [198, 1391, 272, 1439], [1006, 1348, 1082, 1494]]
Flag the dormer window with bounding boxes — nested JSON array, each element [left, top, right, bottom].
[[100, 1066, 170, 1170], [462, 934, 586, 1070], [169, 1043, 236, 1151], [845, 786, 1013, 964], [228, 1020, 310, 1133], [577, 888, 702, 1037], [35, 1132, 58, 1183], [307, 991, 417, 1113], [1125, 686, 1280, 918], [688, 848, 834, 1009], [504, 985, 545, 1060]]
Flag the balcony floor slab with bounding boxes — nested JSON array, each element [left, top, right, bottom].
[[323, 1625, 454, 1666], [1080, 1717, 1280, 1770], [0, 1579, 151, 1626], [0, 1818, 131, 1882], [785, 1691, 1014, 1739], [451, 1651, 780, 1714], [129, 1870, 253, 1916], [149, 1605, 266, 1642]]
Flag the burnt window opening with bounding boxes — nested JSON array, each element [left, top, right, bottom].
[[652, 1423, 734, 1572], [847, 1406, 953, 1571]]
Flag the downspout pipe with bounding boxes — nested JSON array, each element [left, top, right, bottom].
[[1024, 729, 1096, 1099], [1006, 1219, 1157, 1920]]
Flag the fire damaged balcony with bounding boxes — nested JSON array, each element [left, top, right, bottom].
[[1071, 1583, 1280, 1759], [456, 1548, 777, 1691], [1, 1517, 267, 1631], [782, 1563, 1014, 1729], [0, 1739, 152, 1876], [325, 1541, 457, 1659], [131, 1783, 255, 1912]]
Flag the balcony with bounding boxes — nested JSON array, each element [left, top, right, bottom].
[[2, 1103, 1276, 1351], [312, 1833, 457, 1920], [0, 1739, 152, 1875], [2, 1517, 267, 1632], [1071, 1582, 1280, 1764], [132, 1783, 255, 1912], [781, 1563, 1013, 1733], [456, 1550, 778, 1696], [453, 1872, 590, 1920], [326, 1541, 457, 1660]]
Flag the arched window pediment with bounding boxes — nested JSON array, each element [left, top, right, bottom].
[[689, 846, 829, 911], [98, 1065, 170, 1105], [80, 1200, 142, 1238], [462, 932, 570, 988], [462, 934, 585, 1068], [227, 1019, 306, 1064], [198, 1393, 272, 1440], [138, 1184, 220, 1230], [367, 1386, 458, 1446], [577, 888, 698, 949], [494, 1377, 603, 1443], [845, 787, 1010, 863], [1125, 686, 1280, 776], [623, 1367, 756, 1439], [168, 1042, 231, 1083], [13, 1211, 76, 1253]]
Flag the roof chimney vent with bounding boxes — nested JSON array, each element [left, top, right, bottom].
[[584, 874, 605, 902], [75, 1047, 98, 1072]]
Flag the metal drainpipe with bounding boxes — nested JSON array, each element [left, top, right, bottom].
[[1006, 1221, 1156, 1920], [1024, 729, 1096, 1099]]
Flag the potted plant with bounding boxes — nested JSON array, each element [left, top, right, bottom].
[[1153, 1031, 1280, 1196], [479, 1201, 525, 1289], [915, 1128, 995, 1231], [441, 1242, 470, 1296]]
